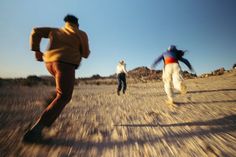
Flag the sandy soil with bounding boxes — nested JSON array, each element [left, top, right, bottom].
[[0, 71, 236, 157]]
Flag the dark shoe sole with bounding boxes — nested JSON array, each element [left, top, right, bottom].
[[22, 130, 42, 143]]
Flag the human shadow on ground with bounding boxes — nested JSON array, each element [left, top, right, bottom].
[[188, 88, 236, 94], [117, 114, 236, 127], [115, 114, 236, 144], [25, 115, 236, 150], [176, 99, 236, 106], [160, 114, 236, 127]]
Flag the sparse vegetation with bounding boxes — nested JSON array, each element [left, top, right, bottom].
[[4, 65, 236, 87], [0, 70, 236, 156]]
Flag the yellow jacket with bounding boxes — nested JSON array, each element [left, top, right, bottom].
[[30, 22, 90, 66]]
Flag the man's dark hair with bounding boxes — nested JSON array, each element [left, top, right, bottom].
[[64, 14, 78, 25]]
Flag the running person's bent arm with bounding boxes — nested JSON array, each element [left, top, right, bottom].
[[123, 64, 128, 75], [78, 30, 90, 58], [30, 27, 56, 51]]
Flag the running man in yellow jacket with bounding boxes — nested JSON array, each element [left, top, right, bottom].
[[23, 14, 90, 142]]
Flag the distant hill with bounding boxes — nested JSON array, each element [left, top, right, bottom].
[[127, 66, 162, 80], [0, 66, 235, 86], [108, 66, 196, 80]]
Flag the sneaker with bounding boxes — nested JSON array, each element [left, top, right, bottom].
[[166, 99, 174, 105], [166, 99, 177, 108], [23, 129, 42, 143]]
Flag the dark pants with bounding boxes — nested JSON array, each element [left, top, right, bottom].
[[117, 72, 127, 93], [37, 62, 75, 127]]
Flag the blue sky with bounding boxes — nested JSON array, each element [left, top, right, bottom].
[[0, 0, 235, 78]]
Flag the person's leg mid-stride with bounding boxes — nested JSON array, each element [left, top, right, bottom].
[[172, 63, 187, 95], [40, 62, 75, 127], [163, 63, 187, 106], [121, 73, 127, 94], [23, 62, 75, 142], [117, 73, 122, 95], [162, 64, 174, 105], [117, 72, 127, 95]]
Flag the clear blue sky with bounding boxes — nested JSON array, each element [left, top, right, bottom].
[[0, 0, 235, 78]]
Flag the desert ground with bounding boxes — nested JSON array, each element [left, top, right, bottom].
[[0, 71, 236, 157]]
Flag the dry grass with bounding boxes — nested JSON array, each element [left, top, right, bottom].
[[0, 73, 236, 157]]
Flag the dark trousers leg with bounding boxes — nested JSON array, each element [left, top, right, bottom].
[[117, 73, 127, 94], [122, 76, 127, 93], [37, 62, 75, 127], [117, 74, 122, 92]]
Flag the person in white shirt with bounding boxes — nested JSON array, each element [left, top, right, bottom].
[[116, 60, 128, 95]]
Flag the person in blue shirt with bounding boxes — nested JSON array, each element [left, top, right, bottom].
[[152, 45, 194, 106]]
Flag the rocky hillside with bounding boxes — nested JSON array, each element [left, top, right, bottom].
[[1, 66, 234, 87], [128, 66, 162, 80], [128, 66, 197, 80], [199, 67, 236, 78], [78, 66, 236, 85], [107, 66, 196, 81]]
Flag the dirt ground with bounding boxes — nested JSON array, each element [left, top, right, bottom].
[[0, 71, 236, 157]]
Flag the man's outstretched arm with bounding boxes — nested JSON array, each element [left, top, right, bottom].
[[151, 55, 163, 69], [179, 57, 194, 72]]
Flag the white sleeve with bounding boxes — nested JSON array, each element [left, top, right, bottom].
[[123, 64, 128, 74]]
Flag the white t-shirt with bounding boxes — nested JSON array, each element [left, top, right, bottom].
[[116, 63, 128, 74]]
